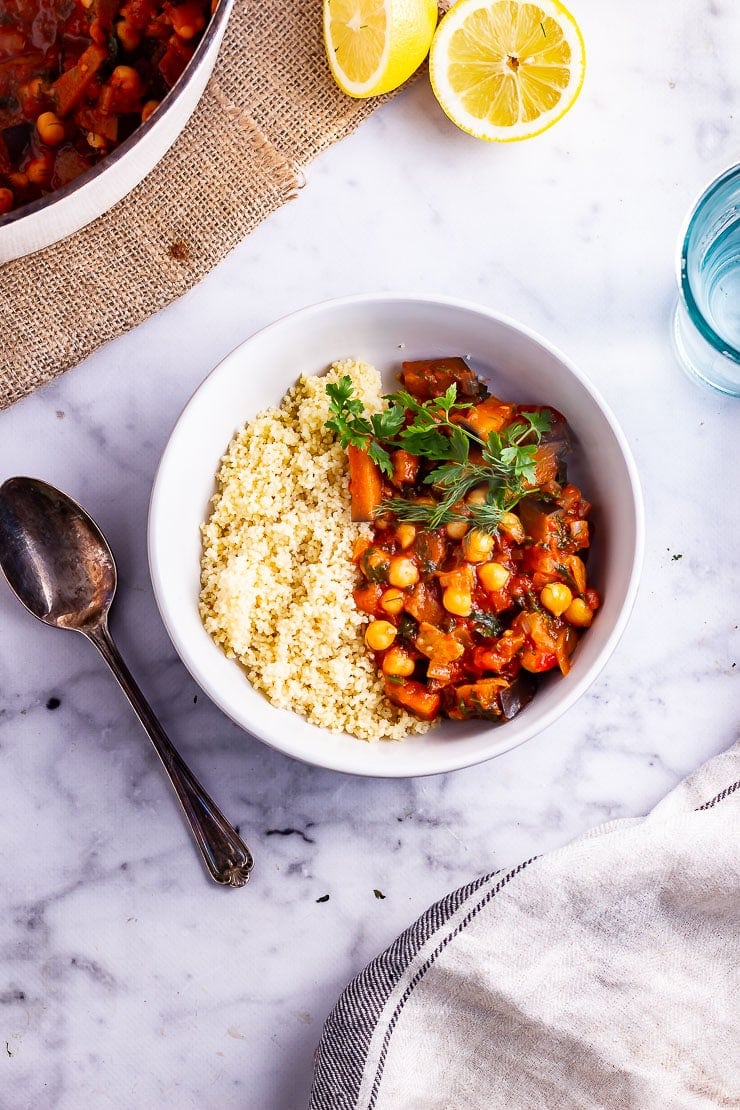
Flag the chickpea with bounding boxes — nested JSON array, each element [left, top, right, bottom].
[[498, 511, 525, 543], [36, 111, 65, 147], [540, 582, 573, 617], [26, 153, 53, 185], [442, 587, 473, 617], [462, 528, 494, 563], [86, 132, 108, 151], [17, 77, 45, 117], [382, 646, 415, 677], [466, 487, 488, 506], [110, 65, 144, 97], [0, 188, 14, 214], [395, 523, 416, 550], [388, 555, 419, 588], [445, 520, 469, 540], [364, 620, 397, 652], [478, 561, 510, 592], [117, 20, 141, 51], [141, 99, 160, 123], [380, 588, 405, 616], [564, 597, 593, 627]]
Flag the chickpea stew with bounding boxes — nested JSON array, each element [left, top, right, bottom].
[[326, 357, 601, 725], [0, 0, 215, 215]]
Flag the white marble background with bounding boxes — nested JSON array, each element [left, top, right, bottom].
[[1, 2, 739, 1107]]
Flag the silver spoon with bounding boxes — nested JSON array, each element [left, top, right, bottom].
[[0, 476, 253, 888]]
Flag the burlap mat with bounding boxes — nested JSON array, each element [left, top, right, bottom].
[[0, 0, 391, 410]]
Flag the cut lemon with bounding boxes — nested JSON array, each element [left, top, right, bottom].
[[429, 0, 585, 141], [323, 0, 438, 99]]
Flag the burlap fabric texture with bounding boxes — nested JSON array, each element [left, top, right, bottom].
[[0, 0, 389, 410]]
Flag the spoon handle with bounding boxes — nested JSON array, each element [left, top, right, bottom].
[[87, 622, 254, 887]]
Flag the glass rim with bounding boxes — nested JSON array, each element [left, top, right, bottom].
[[678, 161, 740, 365]]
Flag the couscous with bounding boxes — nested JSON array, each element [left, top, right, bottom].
[[199, 359, 432, 742]]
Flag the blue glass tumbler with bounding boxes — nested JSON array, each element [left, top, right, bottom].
[[673, 164, 740, 397]]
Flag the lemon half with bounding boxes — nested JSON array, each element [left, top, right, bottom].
[[429, 0, 585, 141], [323, 0, 438, 99]]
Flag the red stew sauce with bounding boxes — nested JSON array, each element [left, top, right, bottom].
[[0, 0, 214, 214]]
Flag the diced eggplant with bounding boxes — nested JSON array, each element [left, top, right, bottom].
[[401, 358, 487, 402], [1, 122, 31, 165], [499, 673, 536, 719]]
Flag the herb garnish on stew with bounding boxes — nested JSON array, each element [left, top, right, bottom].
[[327, 374, 552, 534]]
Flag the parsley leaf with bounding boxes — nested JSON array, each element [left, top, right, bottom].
[[325, 371, 554, 534]]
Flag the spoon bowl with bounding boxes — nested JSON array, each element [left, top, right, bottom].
[[0, 476, 116, 631], [0, 476, 253, 887]]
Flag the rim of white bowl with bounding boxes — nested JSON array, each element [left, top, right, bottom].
[[148, 292, 645, 778]]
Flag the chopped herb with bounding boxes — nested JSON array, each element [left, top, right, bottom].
[[671, 553, 683, 561], [397, 613, 418, 642], [555, 562, 578, 591], [373, 889, 386, 899], [470, 609, 504, 638], [326, 375, 551, 534], [316, 894, 330, 903]]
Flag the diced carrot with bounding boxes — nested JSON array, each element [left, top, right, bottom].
[[390, 448, 419, 488], [52, 44, 109, 116], [157, 35, 194, 86], [438, 564, 475, 592], [384, 679, 441, 721], [165, 0, 207, 39], [352, 535, 372, 562], [347, 445, 383, 523], [520, 648, 557, 673], [91, 0, 121, 31], [528, 443, 559, 486], [75, 107, 119, 141], [352, 582, 384, 617], [452, 395, 517, 437]]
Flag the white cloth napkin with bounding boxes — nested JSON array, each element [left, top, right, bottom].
[[310, 745, 739, 1109]]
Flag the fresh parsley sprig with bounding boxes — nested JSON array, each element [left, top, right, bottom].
[[325, 375, 552, 534]]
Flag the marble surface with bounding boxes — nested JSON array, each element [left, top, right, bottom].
[[1, 2, 739, 1106]]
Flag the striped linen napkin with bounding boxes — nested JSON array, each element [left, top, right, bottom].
[[310, 744, 739, 1110]]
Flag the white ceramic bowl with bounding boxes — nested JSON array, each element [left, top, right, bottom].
[[148, 294, 644, 778], [0, 0, 233, 264]]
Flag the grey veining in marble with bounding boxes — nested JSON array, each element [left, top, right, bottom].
[[1, 0, 739, 1106]]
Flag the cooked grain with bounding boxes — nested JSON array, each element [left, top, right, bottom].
[[199, 359, 431, 741]]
